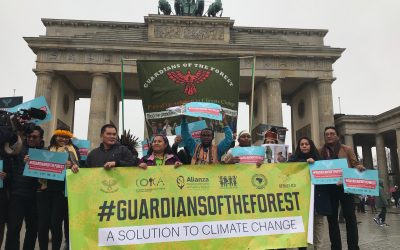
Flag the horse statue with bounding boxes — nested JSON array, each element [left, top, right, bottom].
[[174, 0, 184, 16], [158, 0, 172, 15], [206, 0, 223, 17], [193, 0, 205, 16]]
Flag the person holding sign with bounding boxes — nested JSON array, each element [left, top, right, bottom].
[[36, 128, 79, 250], [4, 126, 44, 250], [222, 130, 263, 167], [288, 137, 331, 250], [138, 135, 182, 168], [181, 115, 233, 165], [320, 126, 365, 250]]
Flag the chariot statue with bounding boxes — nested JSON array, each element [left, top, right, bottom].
[[158, 0, 222, 17]]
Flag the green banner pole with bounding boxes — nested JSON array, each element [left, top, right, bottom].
[[250, 56, 256, 130], [120, 58, 125, 132]]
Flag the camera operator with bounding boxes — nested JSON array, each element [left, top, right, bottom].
[[4, 126, 44, 250]]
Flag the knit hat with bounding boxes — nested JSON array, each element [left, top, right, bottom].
[[238, 130, 250, 138]]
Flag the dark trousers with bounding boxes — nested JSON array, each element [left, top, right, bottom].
[[63, 204, 69, 249], [327, 185, 359, 250], [378, 207, 387, 223], [0, 189, 9, 249], [37, 190, 67, 250], [5, 195, 37, 250]]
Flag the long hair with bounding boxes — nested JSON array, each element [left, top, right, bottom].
[[293, 136, 322, 161], [147, 134, 173, 156]]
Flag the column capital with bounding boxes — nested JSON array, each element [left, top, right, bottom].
[[33, 69, 54, 77], [316, 78, 336, 84], [265, 77, 283, 83], [90, 72, 109, 78]]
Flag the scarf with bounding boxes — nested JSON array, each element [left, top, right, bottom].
[[321, 141, 341, 160]]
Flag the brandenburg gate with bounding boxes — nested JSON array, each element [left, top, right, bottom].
[[25, 15, 344, 149]]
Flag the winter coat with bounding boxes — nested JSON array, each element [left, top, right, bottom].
[[139, 153, 179, 166], [86, 142, 138, 168]]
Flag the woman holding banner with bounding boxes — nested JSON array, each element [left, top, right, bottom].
[[287, 136, 331, 250], [36, 129, 79, 250], [138, 135, 182, 168]]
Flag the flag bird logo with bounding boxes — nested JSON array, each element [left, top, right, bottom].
[[167, 70, 212, 96]]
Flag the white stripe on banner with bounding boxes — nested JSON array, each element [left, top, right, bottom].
[[98, 216, 304, 246]]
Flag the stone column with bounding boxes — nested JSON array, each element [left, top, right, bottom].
[[390, 146, 400, 185], [317, 79, 334, 145], [362, 145, 373, 169], [265, 78, 283, 126], [344, 134, 354, 149], [376, 134, 389, 191], [34, 70, 54, 143], [396, 129, 400, 185], [88, 73, 109, 149]]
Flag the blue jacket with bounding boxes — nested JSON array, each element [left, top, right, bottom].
[[181, 118, 233, 161]]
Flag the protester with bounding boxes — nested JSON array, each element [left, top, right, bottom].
[[36, 128, 79, 250], [320, 126, 365, 250], [4, 126, 44, 250], [181, 115, 233, 164], [263, 128, 278, 144], [374, 180, 389, 226], [392, 185, 400, 208], [0, 157, 9, 249], [86, 124, 138, 168], [171, 135, 191, 164], [138, 135, 182, 168], [367, 195, 377, 213], [285, 136, 330, 250], [222, 130, 263, 167]]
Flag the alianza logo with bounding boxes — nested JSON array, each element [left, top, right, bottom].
[[186, 176, 209, 183], [176, 175, 210, 190]]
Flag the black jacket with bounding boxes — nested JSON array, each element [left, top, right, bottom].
[[86, 143, 138, 168], [288, 156, 332, 216], [6, 144, 42, 198]]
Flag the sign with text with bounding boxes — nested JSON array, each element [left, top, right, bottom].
[[71, 139, 90, 161], [8, 96, 52, 125], [343, 168, 379, 196], [184, 102, 222, 121], [174, 120, 207, 147], [66, 163, 311, 249], [309, 159, 348, 185], [138, 59, 240, 137], [23, 148, 68, 181], [231, 146, 265, 164]]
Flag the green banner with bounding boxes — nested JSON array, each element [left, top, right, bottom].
[[137, 59, 240, 136], [67, 163, 311, 249]]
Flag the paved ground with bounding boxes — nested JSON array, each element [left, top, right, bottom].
[[317, 207, 400, 250], [1, 207, 400, 249]]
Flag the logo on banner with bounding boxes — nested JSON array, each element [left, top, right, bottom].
[[135, 177, 165, 192], [2, 98, 12, 107], [252, 174, 267, 189], [175, 176, 209, 190], [176, 175, 185, 189], [218, 176, 238, 188], [167, 70, 212, 96], [100, 179, 119, 193]]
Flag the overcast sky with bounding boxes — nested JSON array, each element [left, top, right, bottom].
[[1, 0, 399, 147]]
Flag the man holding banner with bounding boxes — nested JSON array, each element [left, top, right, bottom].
[[320, 126, 365, 250]]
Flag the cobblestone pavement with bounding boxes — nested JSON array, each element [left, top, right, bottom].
[[2, 207, 400, 249], [316, 207, 400, 250]]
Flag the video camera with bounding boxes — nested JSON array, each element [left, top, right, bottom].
[[0, 108, 46, 156]]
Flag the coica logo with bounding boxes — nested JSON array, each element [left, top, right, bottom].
[[136, 177, 165, 187], [252, 174, 267, 189], [176, 176, 185, 189]]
